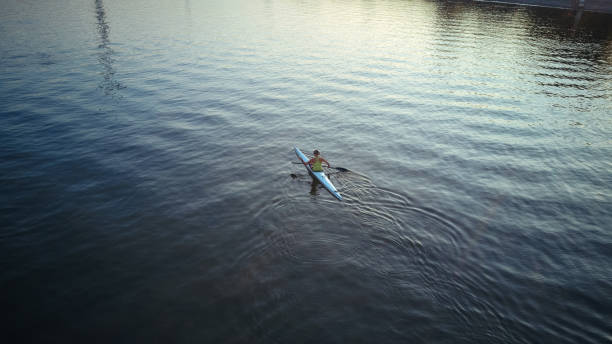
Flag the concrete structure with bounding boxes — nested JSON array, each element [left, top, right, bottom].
[[476, 0, 612, 13]]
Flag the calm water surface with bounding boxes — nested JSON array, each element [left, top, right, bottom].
[[1, 0, 611, 342]]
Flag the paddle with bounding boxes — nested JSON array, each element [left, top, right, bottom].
[[292, 162, 350, 172]]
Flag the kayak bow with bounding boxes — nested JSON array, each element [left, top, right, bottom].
[[294, 147, 342, 201]]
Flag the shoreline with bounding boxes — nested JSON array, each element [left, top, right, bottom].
[[474, 0, 612, 14]]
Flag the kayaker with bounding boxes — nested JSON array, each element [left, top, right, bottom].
[[304, 149, 330, 172]]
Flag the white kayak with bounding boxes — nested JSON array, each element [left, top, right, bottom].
[[294, 147, 342, 201]]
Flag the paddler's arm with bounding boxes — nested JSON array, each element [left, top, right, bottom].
[[321, 158, 331, 168]]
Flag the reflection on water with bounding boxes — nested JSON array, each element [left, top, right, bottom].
[[309, 177, 320, 197], [95, 0, 123, 96]]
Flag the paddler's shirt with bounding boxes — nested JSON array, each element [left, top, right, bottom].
[[311, 156, 323, 172]]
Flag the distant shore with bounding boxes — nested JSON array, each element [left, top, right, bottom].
[[475, 0, 612, 13]]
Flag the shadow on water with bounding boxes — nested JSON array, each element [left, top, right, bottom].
[[94, 0, 124, 96], [309, 177, 321, 197]]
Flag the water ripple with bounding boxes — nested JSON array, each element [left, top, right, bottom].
[[2, 0, 611, 342]]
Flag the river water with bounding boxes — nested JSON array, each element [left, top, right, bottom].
[[1, 0, 611, 342]]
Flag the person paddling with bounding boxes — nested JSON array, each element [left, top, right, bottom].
[[303, 150, 330, 172]]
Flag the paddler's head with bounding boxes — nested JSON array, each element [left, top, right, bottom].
[[313, 150, 320, 156]]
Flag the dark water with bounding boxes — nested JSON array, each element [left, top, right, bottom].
[[2, 0, 611, 342]]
